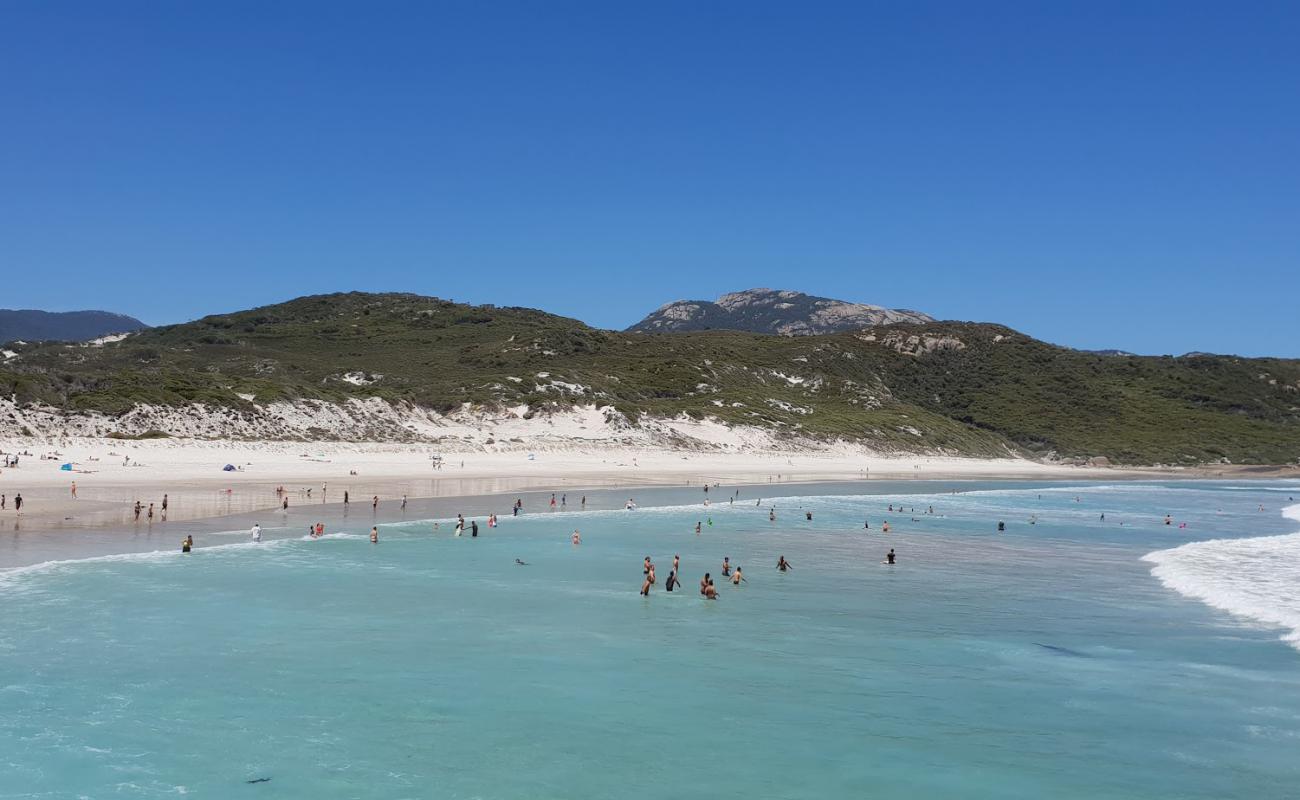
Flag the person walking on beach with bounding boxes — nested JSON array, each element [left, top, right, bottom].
[[1, 494, 5, 510], [581, 495, 586, 509], [373, 496, 379, 512], [344, 490, 349, 506], [71, 481, 77, 499], [14, 493, 22, 513], [401, 495, 408, 510], [147, 503, 154, 522], [282, 497, 288, 511], [133, 501, 141, 521], [161, 494, 168, 520]]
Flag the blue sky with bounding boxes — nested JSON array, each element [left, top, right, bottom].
[[2, 1, 1297, 356]]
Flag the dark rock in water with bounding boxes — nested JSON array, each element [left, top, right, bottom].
[[246, 777, 271, 784], [1034, 642, 1092, 658]]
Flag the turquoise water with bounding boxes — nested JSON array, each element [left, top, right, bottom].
[[3, 481, 1299, 798]]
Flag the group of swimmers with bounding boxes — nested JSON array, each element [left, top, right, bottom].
[[639, 552, 810, 599]]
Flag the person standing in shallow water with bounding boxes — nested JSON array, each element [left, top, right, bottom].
[[777, 556, 791, 572], [700, 573, 718, 599], [370, 526, 379, 543]]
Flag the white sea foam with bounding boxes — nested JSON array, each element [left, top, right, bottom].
[[0, 539, 291, 592], [1143, 504, 1300, 652]]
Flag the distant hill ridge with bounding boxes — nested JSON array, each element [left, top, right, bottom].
[[2, 291, 1298, 465], [0, 309, 148, 344], [627, 288, 933, 335]]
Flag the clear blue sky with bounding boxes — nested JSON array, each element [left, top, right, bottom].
[[2, 1, 1297, 356]]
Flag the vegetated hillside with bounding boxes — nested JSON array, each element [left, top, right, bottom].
[[0, 309, 148, 344], [2, 292, 1298, 464], [627, 288, 933, 335]]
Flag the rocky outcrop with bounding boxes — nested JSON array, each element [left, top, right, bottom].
[[627, 288, 932, 336], [857, 330, 966, 356]]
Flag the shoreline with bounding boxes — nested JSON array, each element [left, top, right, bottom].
[[1, 438, 1140, 531], [1, 437, 1294, 539]]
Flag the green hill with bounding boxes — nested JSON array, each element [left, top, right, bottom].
[[2, 292, 1298, 464]]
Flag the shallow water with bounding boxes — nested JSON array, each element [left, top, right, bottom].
[[2, 481, 1298, 798]]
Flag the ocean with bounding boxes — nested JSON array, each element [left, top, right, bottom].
[[2, 480, 1298, 798]]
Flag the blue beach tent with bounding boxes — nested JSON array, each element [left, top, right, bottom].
[[222, 464, 236, 472], [60, 463, 72, 471]]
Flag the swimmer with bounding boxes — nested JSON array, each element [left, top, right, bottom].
[[884, 548, 896, 565], [777, 556, 791, 572], [1164, 515, 1173, 525], [695, 521, 701, 534], [805, 511, 812, 521], [864, 520, 870, 529], [316, 522, 324, 536], [673, 554, 680, 573], [370, 526, 379, 543], [731, 566, 745, 585], [701, 573, 718, 599], [997, 520, 1005, 532], [571, 530, 581, 545], [882, 521, 890, 533], [721, 557, 731, 576], [516, 559, 529, 566], [251, 523, 261, 543], [665, 570, 680, 592], [769, 509, 775, 522], [181, 538, 191, 553]]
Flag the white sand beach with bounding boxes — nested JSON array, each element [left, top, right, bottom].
[[0, 436, 1121, 531]]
